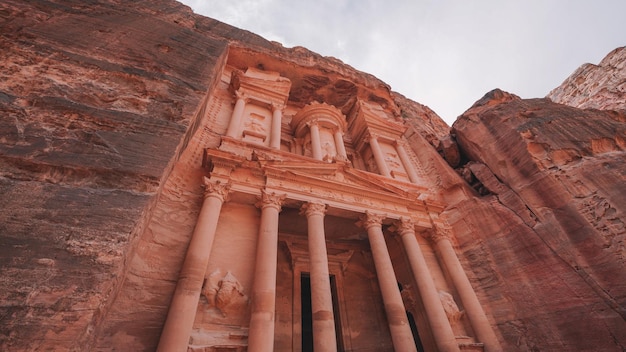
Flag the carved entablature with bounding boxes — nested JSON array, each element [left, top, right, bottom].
[[230, 68, 291, 108], [290, 102, 348, 161]]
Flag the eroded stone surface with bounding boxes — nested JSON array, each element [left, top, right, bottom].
[[450, 89, 626, 351], [547, 46, 626, 112]]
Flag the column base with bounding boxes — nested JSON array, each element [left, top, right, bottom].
[[456, 336, 485, 351]]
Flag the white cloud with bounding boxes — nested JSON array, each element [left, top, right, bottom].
[[180, 0, 626, 125]]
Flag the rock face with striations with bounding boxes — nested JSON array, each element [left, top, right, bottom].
[[0, 0, 625, 351], [450, 89, 626, 351]]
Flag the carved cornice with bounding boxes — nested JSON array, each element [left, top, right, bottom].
[[256, 188, 286, 211], [203, 177, 231, 202], [358, 211, 386, 230], [300, 201, 327, 217]]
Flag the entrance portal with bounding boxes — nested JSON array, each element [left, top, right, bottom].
[[301, 273, 343, 351]]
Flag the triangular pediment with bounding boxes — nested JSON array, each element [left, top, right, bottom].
[[259, 159, 422, 199]]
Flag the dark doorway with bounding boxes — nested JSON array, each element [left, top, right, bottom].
[[407, 311, 425, 352], [301, 273, 343, 351], [301, 274, 313, 352]]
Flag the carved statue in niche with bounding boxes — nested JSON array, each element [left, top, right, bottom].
[[385, 152, 402, 170], [244, 113, 266, 134], [322, 141, 335, 161], [365, 152, 379, 173], [202, 269, 249, 317], [439, 290, 464, 323], [303, 138, 313, 158]]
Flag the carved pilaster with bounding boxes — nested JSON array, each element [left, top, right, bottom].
[[359, 211, 386, 230], [300, 201, 326, 217], [256, 188, 286, 211], [203, 177, 231, 202]]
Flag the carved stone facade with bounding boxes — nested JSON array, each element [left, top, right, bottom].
[[2, 2, 624, 351], [150, 57, 501, 352]]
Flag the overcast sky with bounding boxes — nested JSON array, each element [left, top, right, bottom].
[[179, 0, 625, 125]]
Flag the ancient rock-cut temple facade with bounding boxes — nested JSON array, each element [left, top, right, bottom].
[[1, 1, 625, 351], [145, 57, 502, 351]]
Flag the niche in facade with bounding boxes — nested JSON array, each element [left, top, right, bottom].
[[225, 68, 291, 148]]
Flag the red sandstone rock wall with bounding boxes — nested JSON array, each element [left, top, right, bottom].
[[0, 1, 449, 350], [547, 46, 626, 112], [449, 89, 626, 350], [2, 0, 625, 351]]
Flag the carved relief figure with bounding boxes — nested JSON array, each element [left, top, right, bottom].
[[244, 113, 267, 134], [439, 290, 463, 323], [385, 152, 402, 170], [202, 269, 249, 317]]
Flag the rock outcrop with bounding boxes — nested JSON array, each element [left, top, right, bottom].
[[547, 46, 626, 112], [450, 89, 626, 351]]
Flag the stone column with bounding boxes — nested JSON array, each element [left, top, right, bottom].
[[394, 218, 459, 352], [308, 120, 323, 160], [368, 134, 391, 177], [226, 91, 247, 138], [295, 138, 303, 156], [429, 228, 502, 352], [301, 202, 337, 352], [157, 178, 230, 352], [360, 212, 416, 352], [270, 103, 283, 149], [248, 189, 286, 352], [395, 141, 420, 184], [333, 129, 348, 160]]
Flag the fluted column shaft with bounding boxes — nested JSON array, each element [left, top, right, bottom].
[[308, 121, 323, 160], [361, 212, 416, 352], [248, 190, 286, 352], [226, 91, 247, 138], [333, 129, 348, 160], [157, 179, 230, 352], [395, 218, 459, 352], [301, 202, 337, 352], [432, 231, 501, 352], [369, 135, 391, 177], [395, 142, 420, 184], [270, 104, 283, 149]]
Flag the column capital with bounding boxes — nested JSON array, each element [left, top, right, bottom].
[[300, 201, 326, 217], [306, 118, 320, 128], [359, 211, 386, 230], [394, 217, 416, 237], [270, 102, 284, 112], [234, 90, 249, 102], [366, 133, 380, 143], [203, 177, 231, 202], [256, 189, 286, 211], [423, 227, 452, 243]]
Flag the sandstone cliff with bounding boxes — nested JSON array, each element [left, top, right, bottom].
[[1, 0, 625, 351], [449, 89, 626, 350], [547, 46, 626, 112]]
